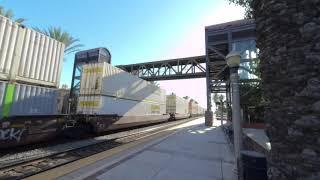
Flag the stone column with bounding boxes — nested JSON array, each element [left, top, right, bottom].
[[253, 0, 320, 179]]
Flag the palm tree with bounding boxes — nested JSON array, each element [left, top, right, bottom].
[[34, 27, 83, 55], [0, 6, 26, 23]]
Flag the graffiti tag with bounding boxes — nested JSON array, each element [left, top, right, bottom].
[[0, 128, 26, 142]]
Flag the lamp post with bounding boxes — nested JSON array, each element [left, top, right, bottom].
[[226, 51, 242, 179]]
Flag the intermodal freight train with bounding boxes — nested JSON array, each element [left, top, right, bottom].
[[166, 94, 204, 120], [0, 15, 204, 148]]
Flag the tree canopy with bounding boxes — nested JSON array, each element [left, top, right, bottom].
[[227, 0, 253, 18]]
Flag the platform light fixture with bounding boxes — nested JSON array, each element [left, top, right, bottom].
[[226, 51, 241, 68]]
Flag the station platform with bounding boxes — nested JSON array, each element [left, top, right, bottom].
[[27, 118, 236, 180]]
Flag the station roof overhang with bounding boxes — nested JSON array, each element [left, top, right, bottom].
[[205, 19, 256, 81]]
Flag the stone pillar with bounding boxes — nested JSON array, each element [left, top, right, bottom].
[[205, 110, 213, 126], [253, 0, 320, 179], [220, 101, 224, 127]]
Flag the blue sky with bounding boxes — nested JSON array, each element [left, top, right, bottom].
[[0, 0, 244, 107]]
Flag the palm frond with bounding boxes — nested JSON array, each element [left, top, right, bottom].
[[0, 6, 4, 15], [64, 44, 83, 52], [33, 27, 44, 33], [4, 9, 13, 19], [15, 18, 26, 24], [64, 48, 82, 55], [34, 27, 83, 55]]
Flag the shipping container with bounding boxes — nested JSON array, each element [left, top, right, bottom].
[[0, 15, 65, 87], [166, 94, 189, 119], [79, 62, 164, 103], [76, 62, 168, 132], [77, 62, 167, 116], [77, 95, 166, 116], [77, 93, 168, 133], [188, 99, 199, 115], [0, 81, 58, 119]]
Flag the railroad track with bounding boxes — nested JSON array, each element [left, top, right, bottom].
[[0, 118, 198, 180]]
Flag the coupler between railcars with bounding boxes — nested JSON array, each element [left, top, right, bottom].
[[168, 113, 175, 121], [58, 114, 118, 138], [73, 114, 119, 134]]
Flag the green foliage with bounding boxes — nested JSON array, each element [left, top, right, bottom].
[[219, 95, 224, 102], [240, 82, 261, 106], [227, 0, 253, 19], [227, 0, 263, 122], [213, 93, 219, 103], [238, 57, 263, 122], [0, 6, 26, 23], [239, 81, 264, 123], [15, 18, 26, 24], [34, 27, 83, 55]]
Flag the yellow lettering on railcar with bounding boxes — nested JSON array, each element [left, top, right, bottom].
[[79, 101, 100, 107], [83, 67, 103, 73], [151, 105, 160, 110], [151, 104, 161, 114]]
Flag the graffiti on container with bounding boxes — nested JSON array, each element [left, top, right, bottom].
[[0, 128, 26, 142]]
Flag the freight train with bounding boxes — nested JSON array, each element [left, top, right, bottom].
[[0, 15, 204, 148], [166, 94, 204, 120]]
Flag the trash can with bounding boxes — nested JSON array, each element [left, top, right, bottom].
[[241, 150, 268, 180]]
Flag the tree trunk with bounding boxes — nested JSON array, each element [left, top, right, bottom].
[[253, 0, 320, 179]]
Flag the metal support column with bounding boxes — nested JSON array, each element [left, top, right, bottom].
[[205, 30, 213, 126], [228, 81, 232, 121], [220, 100, 224, 127], [230, 68, 243, 180], [225, 81, 230, 121]]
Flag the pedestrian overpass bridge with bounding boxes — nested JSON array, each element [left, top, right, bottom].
[[116, 19, 258, 122]]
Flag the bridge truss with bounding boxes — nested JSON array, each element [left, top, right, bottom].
[[117, 56, 206, 81], [117, 19, 257, 124]]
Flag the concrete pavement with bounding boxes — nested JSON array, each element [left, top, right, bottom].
[[56, 118, 236, 180]]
